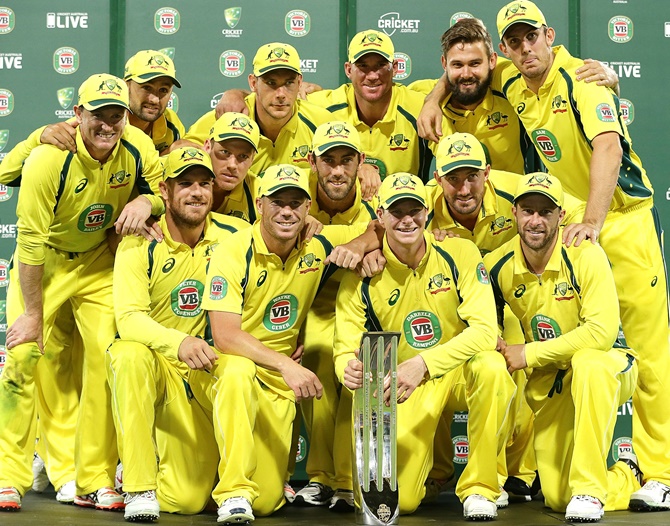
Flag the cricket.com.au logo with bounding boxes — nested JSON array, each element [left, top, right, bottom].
[[223, 7, 242, 37], [55, 87, 75, 119], [53, 47, 79, 75], [609, 16, 633, 43], [0, 89, 14, 117], [0, 7, 15, 34], [155, 7, 180, 34], [285, 10, 310, 37], [220, 50, 245, 78], [393, 52, 411, 81], [378, 12, 420, 37]]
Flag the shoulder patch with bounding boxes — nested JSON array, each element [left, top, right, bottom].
[[476, 262, 490, 285]]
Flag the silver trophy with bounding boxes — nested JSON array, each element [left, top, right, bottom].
[[353, 332, 400, 525]]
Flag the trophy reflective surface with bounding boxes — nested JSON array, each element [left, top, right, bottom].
[[353, 331, 400, 525]]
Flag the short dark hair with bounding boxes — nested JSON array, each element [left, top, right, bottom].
[[441, 18, 494, 59]]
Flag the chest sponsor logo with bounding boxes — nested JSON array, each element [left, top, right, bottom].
[[0, 7, 15, 34], [553, 281, 575, 301], [609, 16, 633, 43], [393, 53, 411, 80], [404, 310, 442, 349], [53, 47, 79, 75], [0, 89, 14, 117], [0, 184, 13, 201], [298, 253, 322, 274], [427, 273, 451, 294], [485, 111, 509, 129], [364, 157, 387, 178], [596, 103, 615, 123], [531, 129, 561, 162], [291, 144, 310, 163], [378, 12, 420, 36], [220, 50, 245, 78], [155, 8, 180, 34], [285, 10, 310, 37], [108, 170, 131, 189], [0, 259, 9, 287], [0, 53, 21, 70], [209, 275, 227, 300], [452, 435, 469, 464], [531, 314, 562, 341], [619, 98, 634, 125], [171, 279, 204, 317], [612, 436, 634, 462], [489, 216, 513, 236], [388, 134, 410, 151], [77, 203, 113, 232], [264, 294, 298, 332], [46, 12, 89, 29], [551, 95, 567, 114]]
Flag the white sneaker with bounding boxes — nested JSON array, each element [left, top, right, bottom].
[[463, 494, 497, 521], [329, 489, 354, 512], [0, 487, 21, 511], [495, 486, 509, 508], [283, 481, 296, 504], [124, 490, 160, 522], [629, 480, 670, 511], [565, 494, 603, 522], [293, 481, 334, 506], [217, 496, 254, 524], [32, 453, 50, 493], [74, 486, 125, 511], [56, 480, 76, 504]]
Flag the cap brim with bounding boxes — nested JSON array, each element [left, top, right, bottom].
[[514, 189, 561, 207], [313, 141, 360, 156], [438, 159, 484, 175], [261, 183, 310, 198], [126, 72, 182, 89], [500, 19, 543, 38], [81, 100, 131, 111], [254, 65, 301, 76], [211, 132, 258, 152], [166, 162, 215, 180], [381, 193, 427, 209], [350, 50, 393, 63]]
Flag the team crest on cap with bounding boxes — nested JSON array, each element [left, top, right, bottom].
[[181, 148, 205, 161], [147, 54, 170, 72], [392, 174, 415, 190], [504, 2, 526, 19], [447, 139, 472, 156], [99, 78, 123, 94], [326, 123, 349, 137], [277, 166, 300, 181], [361, 32, 383, 47], [269, 46, 291, 63], [526, 173, 552, 189], [230, 115, 253, 134]]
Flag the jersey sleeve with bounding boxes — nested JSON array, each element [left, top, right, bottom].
[[573, 77, 625, 142], [113, 236, 189, 360], [420, 240, 499, 377], [202, 238, 246, 314], [0, 125, 47, 185], [407, 78, 439, 96], [333, 270, 367, 385], [524, 245, 620, 367]]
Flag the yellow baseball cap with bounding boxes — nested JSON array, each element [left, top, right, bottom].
[[77, 74, 130, 111], [497, 1, 547, 39], [259, 165, 311, 198], [162, 147, 215, 180], [209, 112, 260, 152], [435, 133, 488, 176], [348, 30, 394, 63], [312, 121, 361, 156], [378, 173, 428, 209], [514, 172, 564, 207], [124, 49, 181, 88], [253, 43, 301, 76]]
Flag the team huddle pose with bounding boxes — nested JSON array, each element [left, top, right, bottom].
[[0, 1, 668, 524]]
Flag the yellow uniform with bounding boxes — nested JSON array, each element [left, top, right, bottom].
[[495, 45, 670, 485], [334, 233, 515, 513], [107, 213, 249, 513], [307, 84, 433, 181], [190, 222, 363, 515], [183, 97, 331, 176], [0, 125, 163, 497], [149, 108, 184, 154], [409, 79, 527, 174], [301, 179, 375, 490], [484, 233, 639, 511], [214, 172, 259, 223]]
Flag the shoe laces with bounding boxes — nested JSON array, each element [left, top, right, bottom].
[[572, 495, 602, 506], [126, 490, 156, 503], [644, 480, 670, 496]]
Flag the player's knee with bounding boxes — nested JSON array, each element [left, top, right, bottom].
[[106, 340, 153, 376], [399, 488, 421, 515], [158, 489, 209, 515], [252, 490, 284, 517], [468, 350, 509, 382], [571, 348, 605, 381], [215, 354, 257, 390]]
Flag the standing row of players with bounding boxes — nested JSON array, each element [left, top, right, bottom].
[[0, 1, 668, 523]]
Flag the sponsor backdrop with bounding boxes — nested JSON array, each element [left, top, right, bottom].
[[0, 0, 666, 480]]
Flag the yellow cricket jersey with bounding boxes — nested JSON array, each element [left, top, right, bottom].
[[214, 172, 259, 224], [150, 107, 185, 154], [484, 231, 635, 371], [333, 232, 498, 382], [203, 221, 366, 400], [16, 126, 164, 265], [426, 169, 520, 253], [494, 46, 653, 211], [184, 96, 331, 176], [113, 212, 250, 367], [307, 83, 433, 181]]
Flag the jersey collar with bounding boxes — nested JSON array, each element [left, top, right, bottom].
[[382, 230, 432, 272], [512, 230, 563, 276]]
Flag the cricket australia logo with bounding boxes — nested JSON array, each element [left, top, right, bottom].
[[298, 253, 322, 274], [388, 134, 410, 151], [489, 216, 513, 236], [551, 95, 568, 114], [503, 2, 526, 21], [325, 123, 350, 138], [404, 310, 442, 349], [552, 281, 575, 301], [361, 32, 384, 49], [225, 7, 241, 28], [427, 273, 451, 294], [263, 294, 298, 332], [291, 145, 310, 163], [269, 46, 291, 64], [526, 173, 552, 190], [230, 115, 254, 135], [171, 279, 204, 317], [447, 139, 471, 157], [485, 111, 509, 129], [391, 174, 415, 191], [108, 170, 130, 189], [531, 314, 562, 341]]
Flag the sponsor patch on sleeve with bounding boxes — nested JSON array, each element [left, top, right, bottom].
[[596, 103, 615, 122], [476, 262, 490, 285], [209, 276, 228, 300]]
